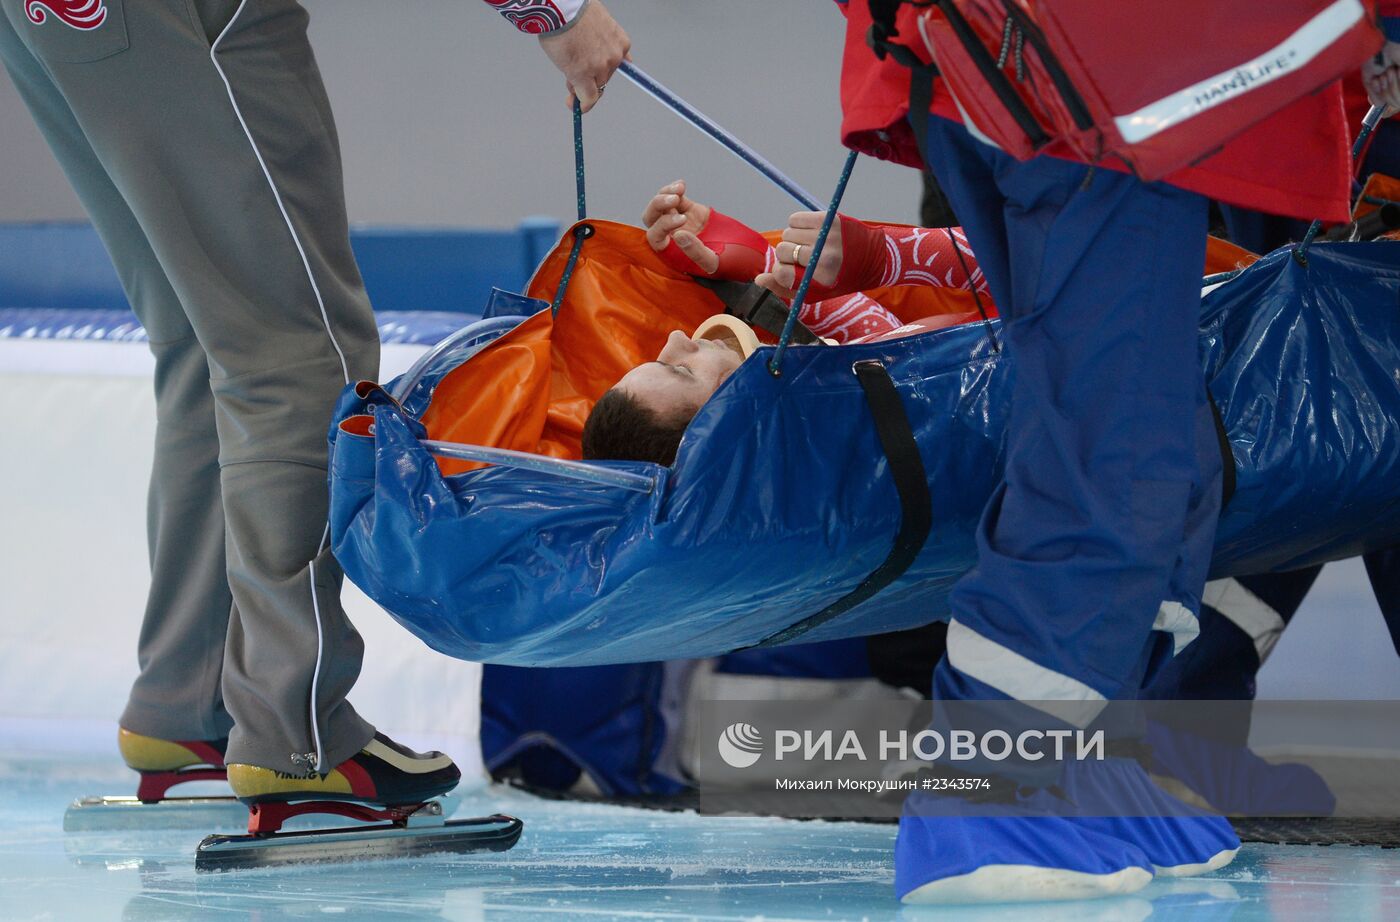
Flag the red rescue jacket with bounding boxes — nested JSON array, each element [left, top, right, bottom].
[[836, 1, 1389, 223]]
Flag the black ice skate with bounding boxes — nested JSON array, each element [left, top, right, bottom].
[[194, 733, 522, 870]]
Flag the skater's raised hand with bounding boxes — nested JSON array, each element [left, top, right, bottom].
[[643, 181, 719, 275], [770, 211, 845, 291]]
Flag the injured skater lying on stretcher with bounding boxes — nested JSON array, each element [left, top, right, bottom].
[[582, 180, 994, 465], [329, 178, 1400, 668]]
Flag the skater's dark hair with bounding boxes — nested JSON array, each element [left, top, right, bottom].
[[582, 387, 690, 467]]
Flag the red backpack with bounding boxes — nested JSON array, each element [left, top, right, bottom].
[[915, 0, 1381, 179]]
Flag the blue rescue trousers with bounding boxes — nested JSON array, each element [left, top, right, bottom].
[[921, 118, 1222, 713]]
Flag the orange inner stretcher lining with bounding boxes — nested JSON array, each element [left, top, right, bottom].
[[1352, 173, 1400, 238], [418, 221, 1254, 473]]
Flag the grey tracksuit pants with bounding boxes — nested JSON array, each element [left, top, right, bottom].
[[0, 0, 378, 773]]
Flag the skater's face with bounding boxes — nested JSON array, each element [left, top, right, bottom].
[[615, 330, 744, 420]]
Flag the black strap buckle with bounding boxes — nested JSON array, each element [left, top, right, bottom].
[[694, 279, 823, 346]]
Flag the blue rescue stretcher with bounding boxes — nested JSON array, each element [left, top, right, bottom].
[[328, 238, 1400, 667]]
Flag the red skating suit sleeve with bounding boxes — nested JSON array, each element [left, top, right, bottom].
[[659, 209, 776, 283], [656, 209, 904, 343], [482, 0, 587, 34], [801, 292, 904, 343], [795, 219, 990, 301]]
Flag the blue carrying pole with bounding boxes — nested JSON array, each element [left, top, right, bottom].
[[618, 61, 823, 212]]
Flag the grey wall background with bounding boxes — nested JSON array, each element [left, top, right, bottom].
[[0, 0, 920, 230]]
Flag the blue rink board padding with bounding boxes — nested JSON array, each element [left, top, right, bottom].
[[0, 220, 559, 316], [330, 242, 1400, 668], [0, 307, 474, 347]]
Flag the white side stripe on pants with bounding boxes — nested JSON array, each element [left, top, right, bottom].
[[945, 620, 1107, 728], [1153, 600, 1201, 655], [1202, 578, 1287, 663], [211, 1, 352, 772]]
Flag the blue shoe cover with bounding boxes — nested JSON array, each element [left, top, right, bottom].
[[895, 793, 1153, 904], [1065, 758, 1240, 877]]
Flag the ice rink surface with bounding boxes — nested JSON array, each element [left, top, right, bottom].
[[5, 752, 1399, 921]]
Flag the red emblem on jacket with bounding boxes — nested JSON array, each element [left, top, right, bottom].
[[25, 0, 107, 30]]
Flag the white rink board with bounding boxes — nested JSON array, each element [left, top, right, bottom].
[[0, 340, 484, 779]]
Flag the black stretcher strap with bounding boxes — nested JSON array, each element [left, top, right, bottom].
[[695, 278, 824, 345], [1208, 390, 1236, 509], [751, 360, 933, 648]]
